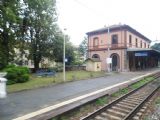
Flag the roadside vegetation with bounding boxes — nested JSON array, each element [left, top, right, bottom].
[[51, 76, 155, 120], [7, 70, 106, 93]]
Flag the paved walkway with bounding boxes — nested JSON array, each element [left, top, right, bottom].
[[0, 68, 159, 120]]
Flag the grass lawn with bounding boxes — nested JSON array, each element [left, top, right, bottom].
[[7, 70, 106, 93]]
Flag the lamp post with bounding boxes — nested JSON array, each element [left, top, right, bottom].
[[63, 28, 67, 82], [107, 25, 111, 72]]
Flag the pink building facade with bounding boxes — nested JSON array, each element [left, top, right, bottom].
[[87, 24, 153, 71]]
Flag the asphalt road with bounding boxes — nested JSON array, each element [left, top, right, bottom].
[[0, 69, 159, 120]]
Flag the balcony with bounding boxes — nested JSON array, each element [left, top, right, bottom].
[[88, 43, 127, 51]]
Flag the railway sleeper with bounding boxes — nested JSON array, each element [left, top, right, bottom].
[[118, 101, 137, 107], [100, 112, 121, 120], [116, 103, 134, 110], [111, 106, 130, 113], [126, 97, 144, 101], [138, 93, 149, 97], [133, 112, 144, 120], [122, 99, 141, 105], [106, 109, 126, 117], [130, 94, 148, 97], [133, 116, 140, 120], [95, 115, 105, 120], [123, 98, 142, 103]]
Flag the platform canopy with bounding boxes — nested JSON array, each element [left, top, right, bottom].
[[127, 48, 160, 71], [127, 48, 160, 57]]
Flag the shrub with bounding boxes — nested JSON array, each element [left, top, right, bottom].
[[50, 64, 63, 72], [3, 65, 30, 85]]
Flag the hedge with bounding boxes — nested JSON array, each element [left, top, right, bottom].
[[3, 65, 30, 85]]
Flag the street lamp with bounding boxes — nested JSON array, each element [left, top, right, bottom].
[[106, 25, 111, 72], [63, 28, 67, 82]]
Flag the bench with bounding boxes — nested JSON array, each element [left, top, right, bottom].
[[36, 69, 56, 77]]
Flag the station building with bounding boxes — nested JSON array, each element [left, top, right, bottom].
[[86, 24, 160, 71]]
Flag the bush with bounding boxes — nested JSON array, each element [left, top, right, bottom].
[[3, 65, 30, 85], [50, 64, 63, 72]]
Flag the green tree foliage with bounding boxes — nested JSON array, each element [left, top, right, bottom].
[[22, 0, 58, 70], [79, 37, 88, 58], [66, 40, 75, 65], [0, 0, 20, 69], [0, 0, 75, 70], [151, 43, 160, 51], [51, 33, 75, 65]]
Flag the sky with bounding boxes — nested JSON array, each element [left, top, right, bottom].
[[56, 0, 160, 45]]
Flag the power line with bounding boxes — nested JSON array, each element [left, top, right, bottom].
[[72, 0, 109, 23]]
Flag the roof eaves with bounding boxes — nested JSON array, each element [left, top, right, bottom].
[[86, 24, 151, 43]]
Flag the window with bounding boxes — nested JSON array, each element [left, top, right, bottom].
[[140, 40, 142, 48], [129, 35, 132, 47], [129, 35, 132, 43], [144, 43, 146, 48], [93, 37, 99, 48], [92, 54, 100, 60], [112, 34, 118, 44], [148, 44, 150, 48], [135, 38, 138, 47]]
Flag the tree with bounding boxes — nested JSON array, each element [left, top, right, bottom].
[[65, 40, 75, 65], [79, 37, 88, 58], [0, 0, 20, 69], [151, 43, 160, 51], [51, 33, 75, 65], [23, 0, 58, 70], [0, 0, 75, 70]]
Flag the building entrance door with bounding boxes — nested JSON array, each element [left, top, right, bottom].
[[111, 54, 119, 71]]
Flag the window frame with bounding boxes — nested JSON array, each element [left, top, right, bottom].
[[135, 38, 138, 47], [93, 37, 99, 48], [111, 34, 118, 44], [129, 35, 132, 47]]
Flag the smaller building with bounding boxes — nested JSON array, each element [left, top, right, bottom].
[[85, 58, 101, 71], [14, 48, 56, 69]]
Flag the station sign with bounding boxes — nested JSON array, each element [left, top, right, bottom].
[[65, 58, 68, 62], [106, 58, 112, 64], [135, 52, 148, 57]]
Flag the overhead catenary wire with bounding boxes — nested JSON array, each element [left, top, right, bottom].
[[72, 0, 110, 24]]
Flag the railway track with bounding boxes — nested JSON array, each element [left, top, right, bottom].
[[81, 74, 160, 120]]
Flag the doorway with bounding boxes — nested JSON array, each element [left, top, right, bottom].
[[111, 53, 120, 71]]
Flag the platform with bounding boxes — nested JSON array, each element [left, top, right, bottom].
[[0, 68, 159, 120]]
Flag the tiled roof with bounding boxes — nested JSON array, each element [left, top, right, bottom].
[[85, 58, 101, 62], [86, 24, 151, 43]]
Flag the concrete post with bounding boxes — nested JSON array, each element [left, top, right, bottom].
[[0, 72, 7, 98]]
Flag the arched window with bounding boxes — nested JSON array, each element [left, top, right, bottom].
[[92, 54, 100, 60]]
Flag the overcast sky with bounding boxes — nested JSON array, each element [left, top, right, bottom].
[[57, 0, 160, 45]]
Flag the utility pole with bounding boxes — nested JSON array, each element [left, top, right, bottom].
[[107, 25, 111, 72], [63, 28, 67, 82]]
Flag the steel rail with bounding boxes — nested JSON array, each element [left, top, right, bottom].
[[81, 73, 160, 120], [123, 82, 160, 120]]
